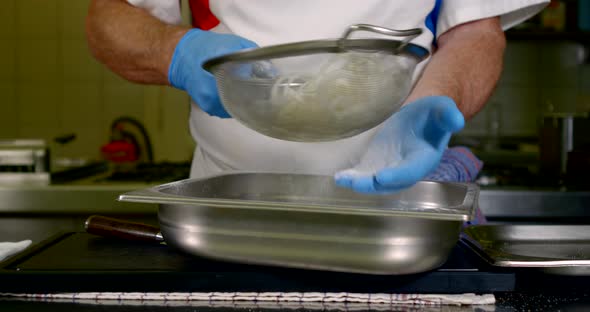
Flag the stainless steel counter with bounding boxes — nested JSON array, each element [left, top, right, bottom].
[[0, 184, 589, 220], [479, 188, 590, 219], [0, 184, 157, 214]]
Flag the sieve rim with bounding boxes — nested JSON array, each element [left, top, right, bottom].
[[202, 38, 429, 73]]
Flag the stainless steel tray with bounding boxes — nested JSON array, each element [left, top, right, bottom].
[[119, 173, 478, 274], [119, 173, 477, 221], [462, 225, 590, 275]]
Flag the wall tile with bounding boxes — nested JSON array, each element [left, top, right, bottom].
[[61, 83, 101, 127], [141, 86, 193, 162], [538, 67, 580, 88], [500, 41, 539, 87], [461, 102, 491, 137], [0, 0, 16, 39], [60, 0, 91, 40], [17, 83, 60, 129], [61, 39, 101, 81], [0, 40, 16, 81], [17, 40, 58, 82], [102, 66, 129, 84], [16, 0, 58, 39], [496, 87, 540, 137], [157, 87, 193, 161], [580, 65, 590, 93], [0, 83, 18, 138], [18, 126, 61, 142], [103, 82, 145, 125], [6, 4, 590, 164], [540, 87, 580, 114], [540, 41, 586, 69], [56, 126, 103, 159], [536, 41, 584, 88], [579, 65, 590, 112]]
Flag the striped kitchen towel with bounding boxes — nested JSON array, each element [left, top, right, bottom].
[[0, 292, 494, 306]]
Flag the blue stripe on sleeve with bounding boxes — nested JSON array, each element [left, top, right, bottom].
[[425, 0, 442, 43]]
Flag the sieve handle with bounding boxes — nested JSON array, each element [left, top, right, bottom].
[[341, 24, 422, 51]]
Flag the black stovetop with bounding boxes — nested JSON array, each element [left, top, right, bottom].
[[1, 232, 588, 294], [0, 232, 517, 294]]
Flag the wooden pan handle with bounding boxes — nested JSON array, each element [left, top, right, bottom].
[[85, 215, 164, 243]]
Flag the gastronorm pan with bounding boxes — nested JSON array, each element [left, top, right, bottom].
[[112, 173, 478, 275], [462, 225, 590, 275]]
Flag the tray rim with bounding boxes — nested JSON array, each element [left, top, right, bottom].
[[118, 172, 477, 222]]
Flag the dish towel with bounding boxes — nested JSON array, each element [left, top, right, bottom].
[[0, 292, 495, 306], [426, 146, 484, 184], [0, 240, 31, 262], [426, 146, 487, 226]]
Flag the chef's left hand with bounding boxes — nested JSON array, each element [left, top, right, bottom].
[[334, 96, 465, 194]]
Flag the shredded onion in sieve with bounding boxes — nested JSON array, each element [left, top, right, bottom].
[[268, 52, 397, 128]]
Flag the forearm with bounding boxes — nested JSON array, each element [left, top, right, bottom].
[[404, 17, 506, 119], [86, 0, 190, 85]]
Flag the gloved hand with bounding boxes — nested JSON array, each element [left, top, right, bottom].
[[334, 96, 465, 194], [168, 29, 258, 118]]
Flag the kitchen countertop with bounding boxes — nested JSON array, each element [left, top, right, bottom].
[[2, 224, 590, 311], [0, 183, 158, 215], [2, 183, 590, 222], [2, 175, 590, 311], [2, 214, 590, 311]]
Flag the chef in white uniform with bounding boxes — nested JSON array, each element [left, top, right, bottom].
[[86, 0, 548, 193]]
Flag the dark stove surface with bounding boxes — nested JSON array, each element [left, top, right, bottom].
[[103, 162, 191, 183], [0, 232, 515, 294]]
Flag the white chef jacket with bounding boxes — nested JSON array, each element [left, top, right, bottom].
[[127, 0, 548, 178]]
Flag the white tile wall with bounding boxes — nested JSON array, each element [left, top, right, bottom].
[[499, 41, 540, 87], [17, 83, 60, 129], [153, 88, 194, 161], [541, 87, 580, 113], [0, 41, 15, 81], [461, 101, 495, 137], [16, 0, 58, 39], [61, 83, 102, 127], [1, 0, 584, 161], [103, 83, 145, 124], [498, 87, 540, 137], [59, 0, 91, 40], [0, 83, 18, 138], [580, 64, 590, 92], [61, 39, 101, 81], [0, 1, 16, 39], [18, 126, 59, 141], [0, 0, 194, 162], [539, 41, 587, 69], [16, 39, 59, 81], [462, 40, 586, 138]]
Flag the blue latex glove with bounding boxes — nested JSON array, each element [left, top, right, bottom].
[[334, 96, 465, 194], [168, 29, 258, 118]]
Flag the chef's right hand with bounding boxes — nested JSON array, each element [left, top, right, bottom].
[[168, 29, 258, 118]]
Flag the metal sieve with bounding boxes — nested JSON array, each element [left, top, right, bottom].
[[203, 24, 429, 142]]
